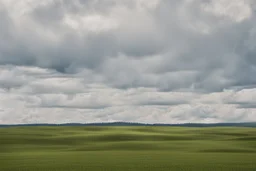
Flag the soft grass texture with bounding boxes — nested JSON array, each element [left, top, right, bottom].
[[0, 126, 256, 170]]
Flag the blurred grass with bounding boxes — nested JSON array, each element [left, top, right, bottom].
[[0, 126, 256, 170]]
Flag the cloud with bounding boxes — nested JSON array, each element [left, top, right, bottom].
[[201, 0, 252, 22], [0, 0, 255, 124]]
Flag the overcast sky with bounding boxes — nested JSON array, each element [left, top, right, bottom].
[[0, 0, 256, 124]]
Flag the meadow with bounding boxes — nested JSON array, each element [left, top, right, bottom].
[[0, 126, 256, 171]]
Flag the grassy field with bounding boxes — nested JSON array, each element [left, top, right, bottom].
[[0, 126, 256, 170]]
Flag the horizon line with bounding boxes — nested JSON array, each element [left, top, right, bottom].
[[1, 121, 256, 127]]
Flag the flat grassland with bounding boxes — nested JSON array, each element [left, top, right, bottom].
[[0, 126, 256, 171]]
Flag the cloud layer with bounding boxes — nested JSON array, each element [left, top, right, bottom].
[[0, 0, 255, 124]]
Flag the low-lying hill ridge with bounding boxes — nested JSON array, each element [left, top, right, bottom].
[[1, 122, 256, 127]]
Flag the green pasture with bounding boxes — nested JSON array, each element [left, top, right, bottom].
[[0, 126, 255, 170]]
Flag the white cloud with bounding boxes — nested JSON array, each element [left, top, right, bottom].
[[0, 65, 255, 124], [201, 0, 252, 22], [63, 14, 118, 33]]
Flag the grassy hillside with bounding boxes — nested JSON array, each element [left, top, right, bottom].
[[1, 126, 256, 170]]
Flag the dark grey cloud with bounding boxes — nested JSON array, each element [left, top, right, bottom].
[[137, 100, 188, 106], [1, 0, 255, 92], [235, 102, 256, 109]]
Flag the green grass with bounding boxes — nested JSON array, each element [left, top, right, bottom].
[[0, 126, 256, 170]]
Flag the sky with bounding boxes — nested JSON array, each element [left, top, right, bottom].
[[0, 0, 255, 124]]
